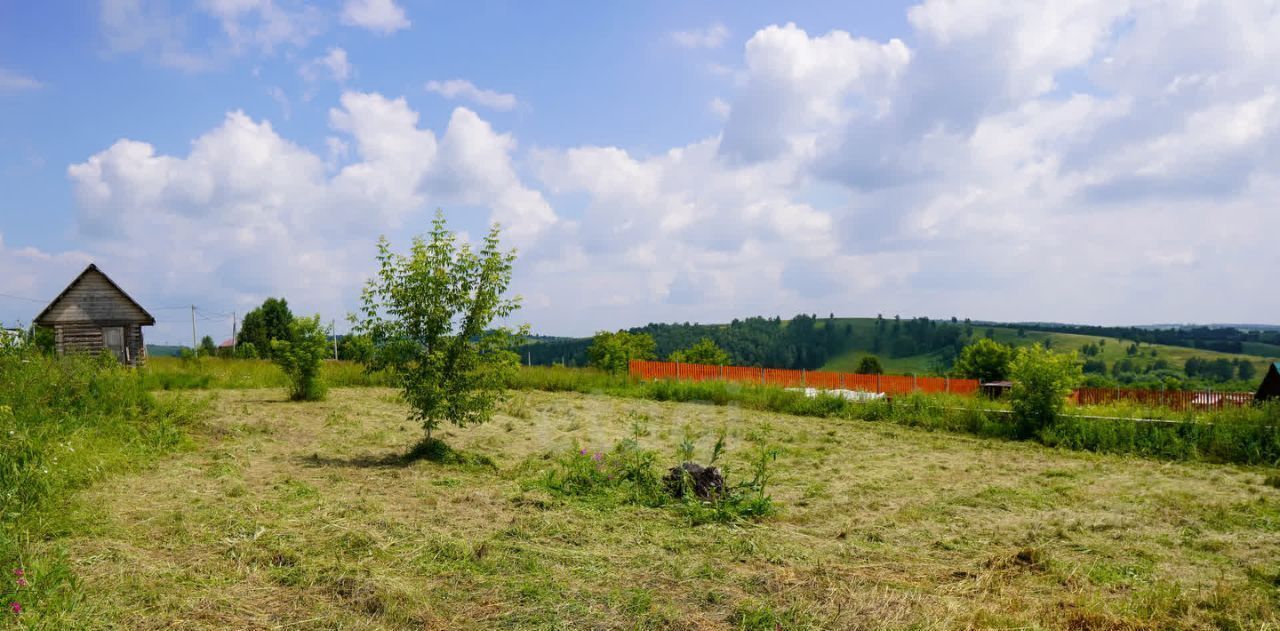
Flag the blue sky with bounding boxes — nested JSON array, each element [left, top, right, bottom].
[[2, 1, 1279, 344]]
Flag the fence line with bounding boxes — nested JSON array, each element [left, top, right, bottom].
[[629, 360, 979, 396], [629, 360, 1256, 412], [1073, 386, 1253, 411]]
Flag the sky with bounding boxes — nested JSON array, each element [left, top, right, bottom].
[[1, 0, 1279, 344]]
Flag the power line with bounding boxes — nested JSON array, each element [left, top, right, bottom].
[[0, 291, 47, 304]]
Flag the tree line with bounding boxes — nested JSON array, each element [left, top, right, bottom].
[[1015, 322, 1280, 354]]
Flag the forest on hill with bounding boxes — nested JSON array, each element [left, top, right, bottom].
[[1011, 322, 1280, 355], [517, 315, 1278, 391]]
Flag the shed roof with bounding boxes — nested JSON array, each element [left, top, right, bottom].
[[34, 264, 156, 326]]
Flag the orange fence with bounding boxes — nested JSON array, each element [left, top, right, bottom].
[[628, 361, 1252, 411], [629, 360, 979, 396], [1073, 387, 1253, 411]]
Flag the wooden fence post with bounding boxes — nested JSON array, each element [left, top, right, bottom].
[[945, 377, 950, 393], [801, 368, 806, 387], [719, 364, 724, 382], [839, 373, 845, 389], [675, 362, 681, 381], [876, 374, 882, 393], [912, 373, 918, 393], [760, 367, 765, 386]]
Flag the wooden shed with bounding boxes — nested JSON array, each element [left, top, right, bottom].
[[33, 264, 155, 366], [1257, 363, 1280, 402]]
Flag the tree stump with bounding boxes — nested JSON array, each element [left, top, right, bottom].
[[664, 462, 726, 499]]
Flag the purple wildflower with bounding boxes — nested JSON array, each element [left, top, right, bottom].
[[15, 578, 26, 588], [579, 448, 587, 456], [8, 602, 19, 615], [11, 569, 21, 577], [592, 452, 603, 462]]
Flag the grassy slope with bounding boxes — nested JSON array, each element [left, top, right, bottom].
[[41, 388, 1280, 629], [820, 318, 1280, 376]]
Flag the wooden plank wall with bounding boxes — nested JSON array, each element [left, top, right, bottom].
[[53, 322, 146, 367], [39, 270, 150, 324]]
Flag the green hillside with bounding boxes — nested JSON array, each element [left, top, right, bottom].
[[820, 318, 1278, 378]]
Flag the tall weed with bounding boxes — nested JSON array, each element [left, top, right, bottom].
[[0, 347, 204, 622]]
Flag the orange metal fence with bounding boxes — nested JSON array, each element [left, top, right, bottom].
[[628, 361, 1252, 410], [1073, 387, 1253, 411], [629, 360, 979, 396]]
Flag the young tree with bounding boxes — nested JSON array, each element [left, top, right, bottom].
[[587, 331, 656, 374], [356, 212, 524, 440], [953, 338, 1014, 383], [199, 335, 217, 357], [338, 333, 374, 363], [668, 338, 731, 366], [28, 325, 55, 355], [271, 315, 331, 401], [238, 297, 294, 358], [1008, 344, 1081, 439], [855, 355, 884, 375]]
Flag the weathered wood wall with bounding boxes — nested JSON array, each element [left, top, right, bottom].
[[38, 270, 150, 324], [52, 323, 146, 366]]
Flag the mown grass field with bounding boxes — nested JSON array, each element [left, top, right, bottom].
[[819, 318, 1278, 378], [30, 387, 1280, 629]]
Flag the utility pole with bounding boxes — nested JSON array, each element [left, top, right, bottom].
[[190, 305, 198, 352], [332, 319, 338, 360], [232, 311, 237, 352]]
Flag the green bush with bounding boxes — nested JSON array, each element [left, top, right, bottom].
[[1008, 344, 1082, 438], [270, 315, 330, 402], [854, 355, 883, 375], [668, 338, 731, 366], [587, 330, 657, 374], [954, 338, 1014, 383], [534, 431, 779, 525]]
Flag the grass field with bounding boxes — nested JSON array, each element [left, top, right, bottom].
[[25, 387, 1280, 629], [819, 318, 1279, 377]]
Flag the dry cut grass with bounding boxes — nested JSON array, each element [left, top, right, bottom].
[[38, 388, 1280, 629]]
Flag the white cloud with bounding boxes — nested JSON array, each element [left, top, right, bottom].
[[671, 23, 729, 49], [708, 97, 730, 118], [200, 0, 324, 54], [425, 79, 519, 111], [719, 23, 911, 163], [300, 47, 352, 83], [266, 86, 291, 120], [341, 0, 410, 34], [64, 3, 1280, 334], [99, 0, 323, 70], [66, 91, 555, 341], [0, 68, 42, 91], [0, 234, 94, 329]]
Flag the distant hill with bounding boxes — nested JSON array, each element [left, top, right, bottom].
[[145, 345, 185, 357], [518, 315, 1278, 389]]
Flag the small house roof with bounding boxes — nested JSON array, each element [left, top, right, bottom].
[[1255, 363, 1280, 401], [33, 264, 156, 326]]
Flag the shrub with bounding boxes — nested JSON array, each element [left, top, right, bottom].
[[1008, 344, 1082, 438], [954, 338, 1014, 383], [855, 355, 883, 374], [271, 315, 330, 401], [587, 330, 656, 374], [535, 430, 779, 525], [233, 341, 259, 359], [668, 338, 731, 366]]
